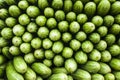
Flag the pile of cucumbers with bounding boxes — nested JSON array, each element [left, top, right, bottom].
[[0, 0, 120, 80]]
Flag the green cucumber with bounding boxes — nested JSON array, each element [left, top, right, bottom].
[[97, 0, 110, 16], [13, 56, 27, 74]]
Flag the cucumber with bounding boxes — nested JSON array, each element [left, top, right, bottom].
[[52, 67, 68, 74], [6, 62, 24, 80], [72, 69, 91, 80], [97, 0, 111, 16], [82, 61, 101, 73], [64, 0, 73, 13], [31, 62, 52, 78], [75, 51, 88, 64], [91, 73, 104, 80], [84, 2, 96, 17], [13, 56, 27, 74], [52, 0, 63, 10], [98, 62, 111, 74], [65, 58, 77, 73], [73, 1, 83, 14], [109, 58, 120, 70], [111, 1, 120, 15], [38, 0, 49, 10], [24, 67, 36, 80], [104, 73, 115, 80], [48, 73, 68, 80]]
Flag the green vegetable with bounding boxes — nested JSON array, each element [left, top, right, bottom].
[[91, 15, 103, 27], [104, 73, 115, 80], [31, 37, 42, 49], [37, 27, 49, 39], [9, 46, 21, 56], [0, 9, 9, 19], [27, 22, 38, 33], [89, 33, 100, 44], [8, 5, 21, 17], [55, 10, 65, 21], [62, 32, 72, 43], [5, 17, 17, 27], [115, 14, 120, 24], [69, 21, 80, 33], [26, 6, 40, 18], [97, 0, 110, 16], [22, 32, 33, 42], [44, 7, 54, 18], [89, 49, 101, 61], [73, 1, 83, 14], [91, 74, 104, 80], [58, 21, 69, 32], [45, 50, 55, 59], [105, 34, 116, 46], [103, 15, 114, 27], [114, 71, 120, 80], [84, 2, 96, 17], [34, 49, 44, 59], [64, 0, 73, 13], [13, 56, 27, 74], [110, 58, 120, 70], [111, 1, 120, 15], [97, 26, 108, 37], [98, 62, 111, 74], [96, 40, 107, 51], [0, 37, 8, 47], [6, 62, 24, 80], [53, 55, 64, 67], [110, 24, 120, 35], [46, 18, 57, 29], [20, 43, 31, 54], [24, 53, 35, 64], [0, 19, 6, 29], [13, 24, 25, 36], [38, 0, 49, 10], [36, 16, 47, 27], [81, 40, 93, 53], [65, 58, 77, 73], [77, 14, 88, 24], [75, 31, 87, 42], [43, 59, 52, 67], [75, 51, 88, 64], [2, 47, 12, 59], [62, 47, 73, 58], [49, 29, 61, 41], [18, 14, 30, 26], [18, 0, 29, 10], [82, 61, 101, 73], [70, 39, 81, 51], [101, 50, 112, 62], [52, 0, 63, 10], [42, 38, 53, 49], [1, 28, 13, 39], [83, 22, 95, 34], [66, 12, 76, 22], [48, 73, 68, 80], [109, 44, 120, 56], [24, 67, 36, 80], [31, 62, 52, 78], [52, 67, 68, 74], [72, 69, 91, 80]]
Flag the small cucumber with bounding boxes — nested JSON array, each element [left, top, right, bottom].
[[13, 56, 27, 74], [24, 67, 36, 80], [97, 0, 110, 16], [65, 58, 77, 73], [84, 2, 96, 17], [48, 73, 68, 80], [31, 62, 52, 78], [6, 62, 24, 80]]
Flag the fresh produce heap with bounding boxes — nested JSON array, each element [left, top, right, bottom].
[[0, 0, 120, 80]]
